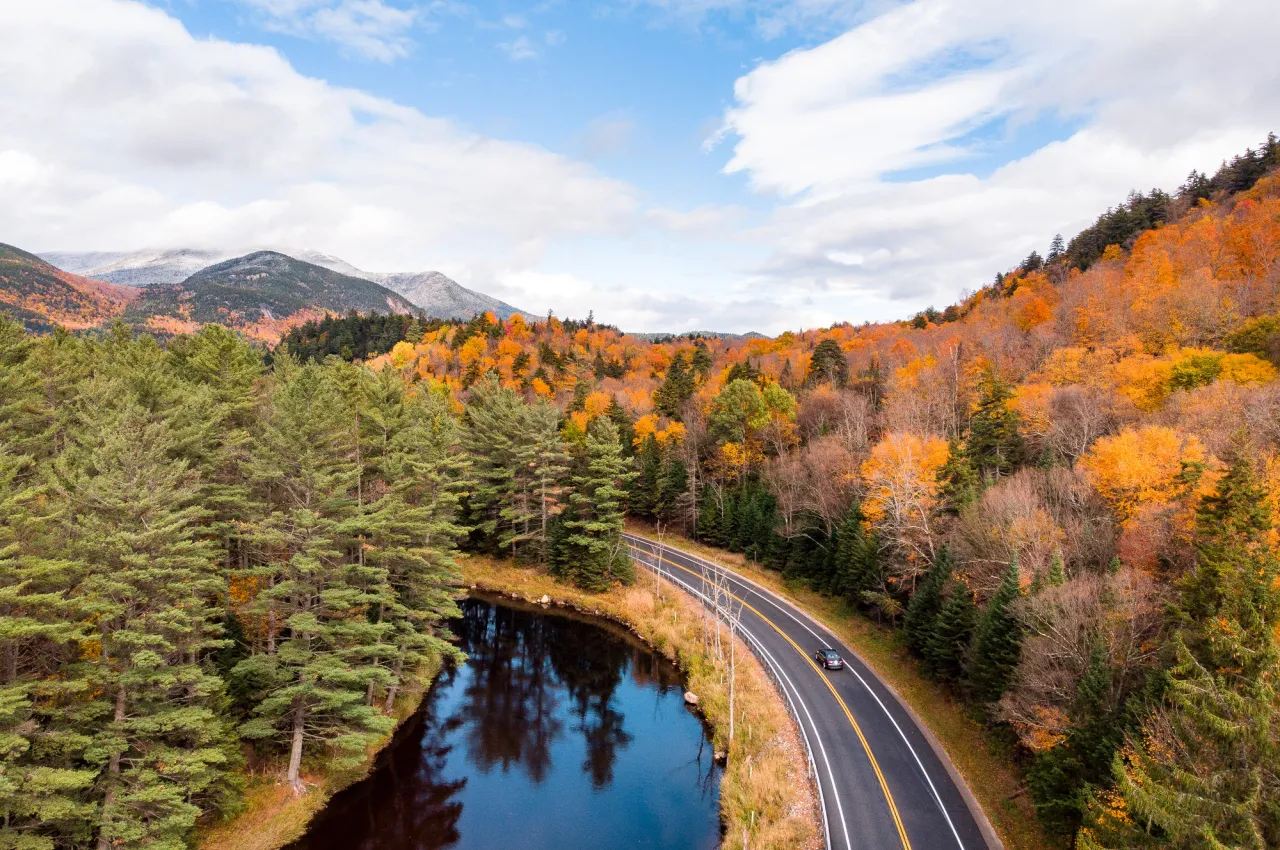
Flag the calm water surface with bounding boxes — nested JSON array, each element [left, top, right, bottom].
[[288, 597, 721, 850]]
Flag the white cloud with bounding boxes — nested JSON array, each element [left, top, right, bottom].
[[498, 34, 540, 60], [0, 0, 636, 275], [235, 0, 422, 61], [718, 0, 1280, 308]]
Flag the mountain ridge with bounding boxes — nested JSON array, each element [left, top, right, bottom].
[[122, 250, 418, 342], [37, 247, 532, 321]]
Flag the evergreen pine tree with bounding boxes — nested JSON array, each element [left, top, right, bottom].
[[805, 339, 849, 387], [631, 435, 662, 519], [54, 384, 236, 848], [696, 491, 723, 545], [1047, 549, 1066, 586], [826, 502, 881, 601], [355, 371, 469, 711], [926, 584, 976, 683], [605, 397, 635, 458], [557, 418, 636, 590], [904, 547, 953, 657], [967, 369, 1024, 480], [690, 343, 713, 381], [521, 401, 570, 564], [938, 436, 979, 513], [968, 558, 1024, 702], [462, 376, 525, 554], [655, 452, 687, 525], [654, 353, 695, 419], [0, 444, 98, 849], [234, 361, 393, 795]]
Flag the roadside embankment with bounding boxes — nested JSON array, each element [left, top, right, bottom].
[[464, 555, 823, 850]]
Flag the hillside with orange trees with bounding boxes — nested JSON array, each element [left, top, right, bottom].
[[0, 242, 138, 331], [365, 141, 1280, 846]]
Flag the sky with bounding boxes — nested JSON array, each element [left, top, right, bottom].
[[1, 0, 1277, 334]]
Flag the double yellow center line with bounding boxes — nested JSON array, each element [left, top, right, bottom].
[[629, 543, 912, 850]]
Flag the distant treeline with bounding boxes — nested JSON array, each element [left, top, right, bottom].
[[276, 312, 442, 362]]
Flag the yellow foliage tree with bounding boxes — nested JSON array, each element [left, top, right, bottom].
[[1079, 426, 1207, 524], [861, 432, 949, 574]]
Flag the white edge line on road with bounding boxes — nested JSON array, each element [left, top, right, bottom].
[[627, 534, 968, 850], [628, 545, 850, 850]]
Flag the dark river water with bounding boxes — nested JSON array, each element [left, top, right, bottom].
[[287, 596, 722, 850]]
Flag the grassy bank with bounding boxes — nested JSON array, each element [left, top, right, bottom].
[[628, 522, 1052, 850], [463, 555, 823, 850], [197, 656, 443, 850]]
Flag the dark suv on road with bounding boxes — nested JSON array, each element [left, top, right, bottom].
[[814, 648, 845, 670]]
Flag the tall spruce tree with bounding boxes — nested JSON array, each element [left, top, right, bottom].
[[0, 443, 98, 849], [654, 353, 695, 420], [655, 451, 688, 525], [556, 418, 635, 590], [348, 368, 468, 711], [462, 376, 526, 555], [631, 434, 663, 520], [827, 502, 881, 602], [514, 400, 570, 564], [904, 548, 953, 657], [968, 558, 1024, 702], [967, 369, 1023, 480], [926, 584, 976, 683], [938, 436, 980, 512], [805, 339, 849, 387], [234, 361, 393, 794], [54, 382, 236, 848]]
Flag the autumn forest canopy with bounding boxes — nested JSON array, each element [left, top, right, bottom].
[[0, 135, 1279, 849]]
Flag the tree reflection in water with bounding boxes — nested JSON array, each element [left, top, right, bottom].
[[287, 597, 720, 850]]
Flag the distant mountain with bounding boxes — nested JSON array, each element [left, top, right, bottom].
[[0, 243, 138, 331], [39, 247, 532, 321], [294, 253, 531, 321], [123, 251, 419, 342], [39, 248, 230, 286], [628, 330, 769, 341]]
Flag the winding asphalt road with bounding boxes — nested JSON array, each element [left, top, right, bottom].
[[624, 532, 997, 850]]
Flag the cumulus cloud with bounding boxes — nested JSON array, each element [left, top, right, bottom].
[[719, 0, 1280, 308], [0, 0, 637, 279], [235, 0, 423, 61]]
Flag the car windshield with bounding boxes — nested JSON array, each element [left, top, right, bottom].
[[822, 651, 839, 659]]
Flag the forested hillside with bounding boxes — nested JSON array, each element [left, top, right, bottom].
[[0, 244, 138, 332], [364, 141, 1280, 848]]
